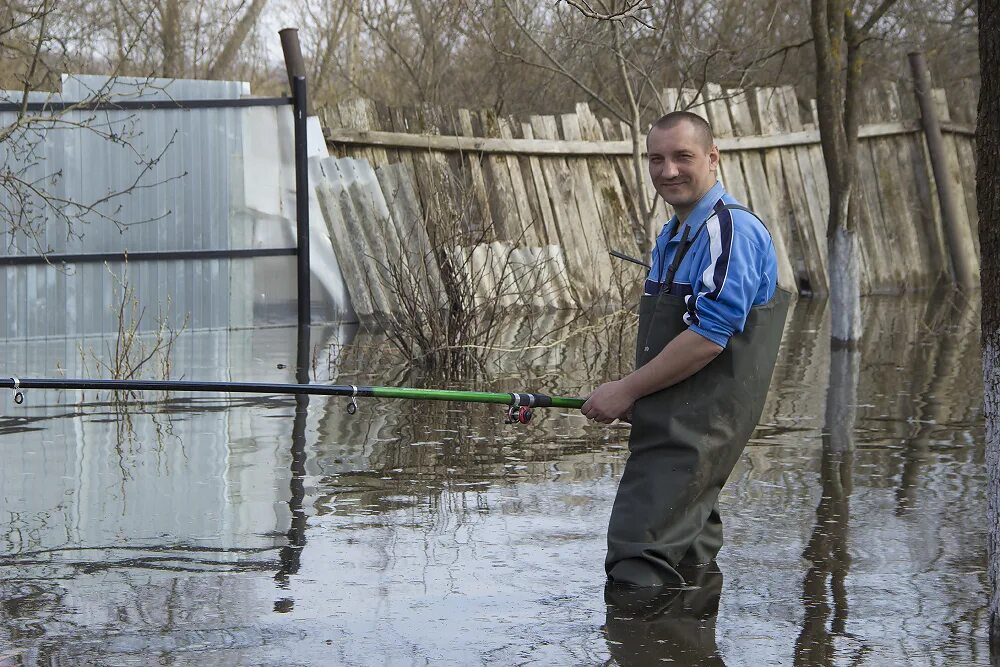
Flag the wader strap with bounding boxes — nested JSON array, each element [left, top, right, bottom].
[[664, 223, 707, 294], [716, 204, 769, 232], [660, 203, 767, 294]]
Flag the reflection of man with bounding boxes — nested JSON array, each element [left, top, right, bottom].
[[604, 566, 726, 666], [582, 112, 790, 586]]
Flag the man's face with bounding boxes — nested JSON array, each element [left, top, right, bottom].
[[646, 121, 719, 211]]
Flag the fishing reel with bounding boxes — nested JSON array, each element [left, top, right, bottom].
[[10, 377, 23, 405], [504, 405, 533, 425]]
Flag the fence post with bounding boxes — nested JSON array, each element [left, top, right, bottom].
[[280, 28, 311, 382], [907, 51, 978, 290]]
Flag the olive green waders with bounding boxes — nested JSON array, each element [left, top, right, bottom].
[[605, 243, 791, 587]]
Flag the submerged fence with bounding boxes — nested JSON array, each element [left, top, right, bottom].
[[323, 80, 978, 310]]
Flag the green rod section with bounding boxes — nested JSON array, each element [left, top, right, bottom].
[[369, 386, 583, 408], [0, 377, 586, 410]]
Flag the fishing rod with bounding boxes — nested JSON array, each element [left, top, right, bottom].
[[1, 376, 585, 424]]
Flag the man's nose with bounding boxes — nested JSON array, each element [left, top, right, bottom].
[[661, 160, 679, 179]]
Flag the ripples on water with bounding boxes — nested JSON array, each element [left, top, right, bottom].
[[0, 292, 986, 666]]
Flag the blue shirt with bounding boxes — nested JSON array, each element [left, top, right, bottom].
[[644, 181, 777, 348]]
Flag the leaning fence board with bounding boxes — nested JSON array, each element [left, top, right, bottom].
[[397, 106, 461, 243], [618, 120, 668, 252], [704, 84, 750, 207], [726, 89, 797, 293], [932, 88, 981, 276], [530, 115, 592, 307], [874, 84, 932, 285], [337, 98, 390, 169], [518, 123, 557, 248], [778, 87, 830, 289], [865, 85, 932, 289], [954, 135, 979, 258], [854, 137, 892, 292], [316, 166, 377, 319], [329, 157, 397, 318], [454, 108, 494, 242], [758, 87, 828, 294], [375, 162, 447, 311], [754, 88, 811, 292], [498, 116, 541, 247], [602, 118, 644, 245], [352, 158, 436, 313], [521, 122, 573, 309], [479, 111, 527, 243], [560, 112, 617, 306], [575, 103, 642, 303]]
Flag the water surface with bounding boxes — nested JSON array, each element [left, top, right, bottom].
[[0, 293, 986, 665]]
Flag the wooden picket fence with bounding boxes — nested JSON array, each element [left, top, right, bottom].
[[317, 81, 978, 318]]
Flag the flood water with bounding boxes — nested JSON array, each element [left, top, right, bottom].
[[0, 292, 987, 666]]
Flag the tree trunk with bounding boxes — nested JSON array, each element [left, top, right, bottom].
[[161, 0, 183, 78], [980, 0, 1000, 658], [811, 0, 861, 342], [829, 221, 862, 343], [206, 0, 269, 80]]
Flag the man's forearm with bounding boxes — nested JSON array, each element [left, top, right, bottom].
[[620, 329, 723, 400]]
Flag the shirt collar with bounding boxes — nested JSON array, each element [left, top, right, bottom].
[[663, 180, 725, 240]]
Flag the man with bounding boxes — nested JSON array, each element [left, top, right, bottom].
[[582, 111, 790, 587]]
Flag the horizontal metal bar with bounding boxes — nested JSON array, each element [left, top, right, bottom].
[[0, 247, 298, 267], [0, 97, 292, 113]]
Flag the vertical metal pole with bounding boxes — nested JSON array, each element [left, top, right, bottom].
[[908, 51, 978, 290], [292, 75, 311, 348], [278, 31, 311, 597], [281, 28, 312, 381]]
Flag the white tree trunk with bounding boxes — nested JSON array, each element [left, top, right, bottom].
[[986, 330, 1000, 647], [829, 226, 862, 343]]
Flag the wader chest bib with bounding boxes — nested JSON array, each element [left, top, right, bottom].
[[606, 206, 791, 587]]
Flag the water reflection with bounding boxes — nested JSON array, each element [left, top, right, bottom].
[[795, 416, 855, 664], [275, 394, 309, 605], [605, 566, 726, 666]]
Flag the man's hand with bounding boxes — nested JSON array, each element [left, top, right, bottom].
[[581, 380, 636, 424]]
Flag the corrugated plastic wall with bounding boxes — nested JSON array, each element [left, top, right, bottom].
[[0, 75, 349, 339]]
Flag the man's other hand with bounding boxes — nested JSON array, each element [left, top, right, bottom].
[[581, 380, 635, 424]]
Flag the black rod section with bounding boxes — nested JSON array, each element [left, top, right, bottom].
[[2, 378, 374, 396], [609, 249, 651, 269]]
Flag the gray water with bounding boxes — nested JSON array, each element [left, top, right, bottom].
[[0, 292, 986, 666]]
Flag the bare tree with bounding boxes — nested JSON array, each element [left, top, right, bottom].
[[0, 1, 184, 249], [293, 0, 360, 108], [809, 0, 898, 343], [93, 0, 270, 79]]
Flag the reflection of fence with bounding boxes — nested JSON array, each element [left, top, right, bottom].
[[324, 82, 978, 298]]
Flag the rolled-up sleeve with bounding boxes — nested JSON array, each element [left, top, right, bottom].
[[682, 212, 767, 348]]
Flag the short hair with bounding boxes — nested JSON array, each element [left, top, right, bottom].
[[648, 111, 714, 150]]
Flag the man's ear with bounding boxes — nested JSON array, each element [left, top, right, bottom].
[[708, 144, 720, 172]]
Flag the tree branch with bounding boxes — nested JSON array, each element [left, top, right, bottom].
[[559, 0, 653, 28]]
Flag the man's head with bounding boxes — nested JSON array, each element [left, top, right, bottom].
[[646, 112, 719, 218]]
